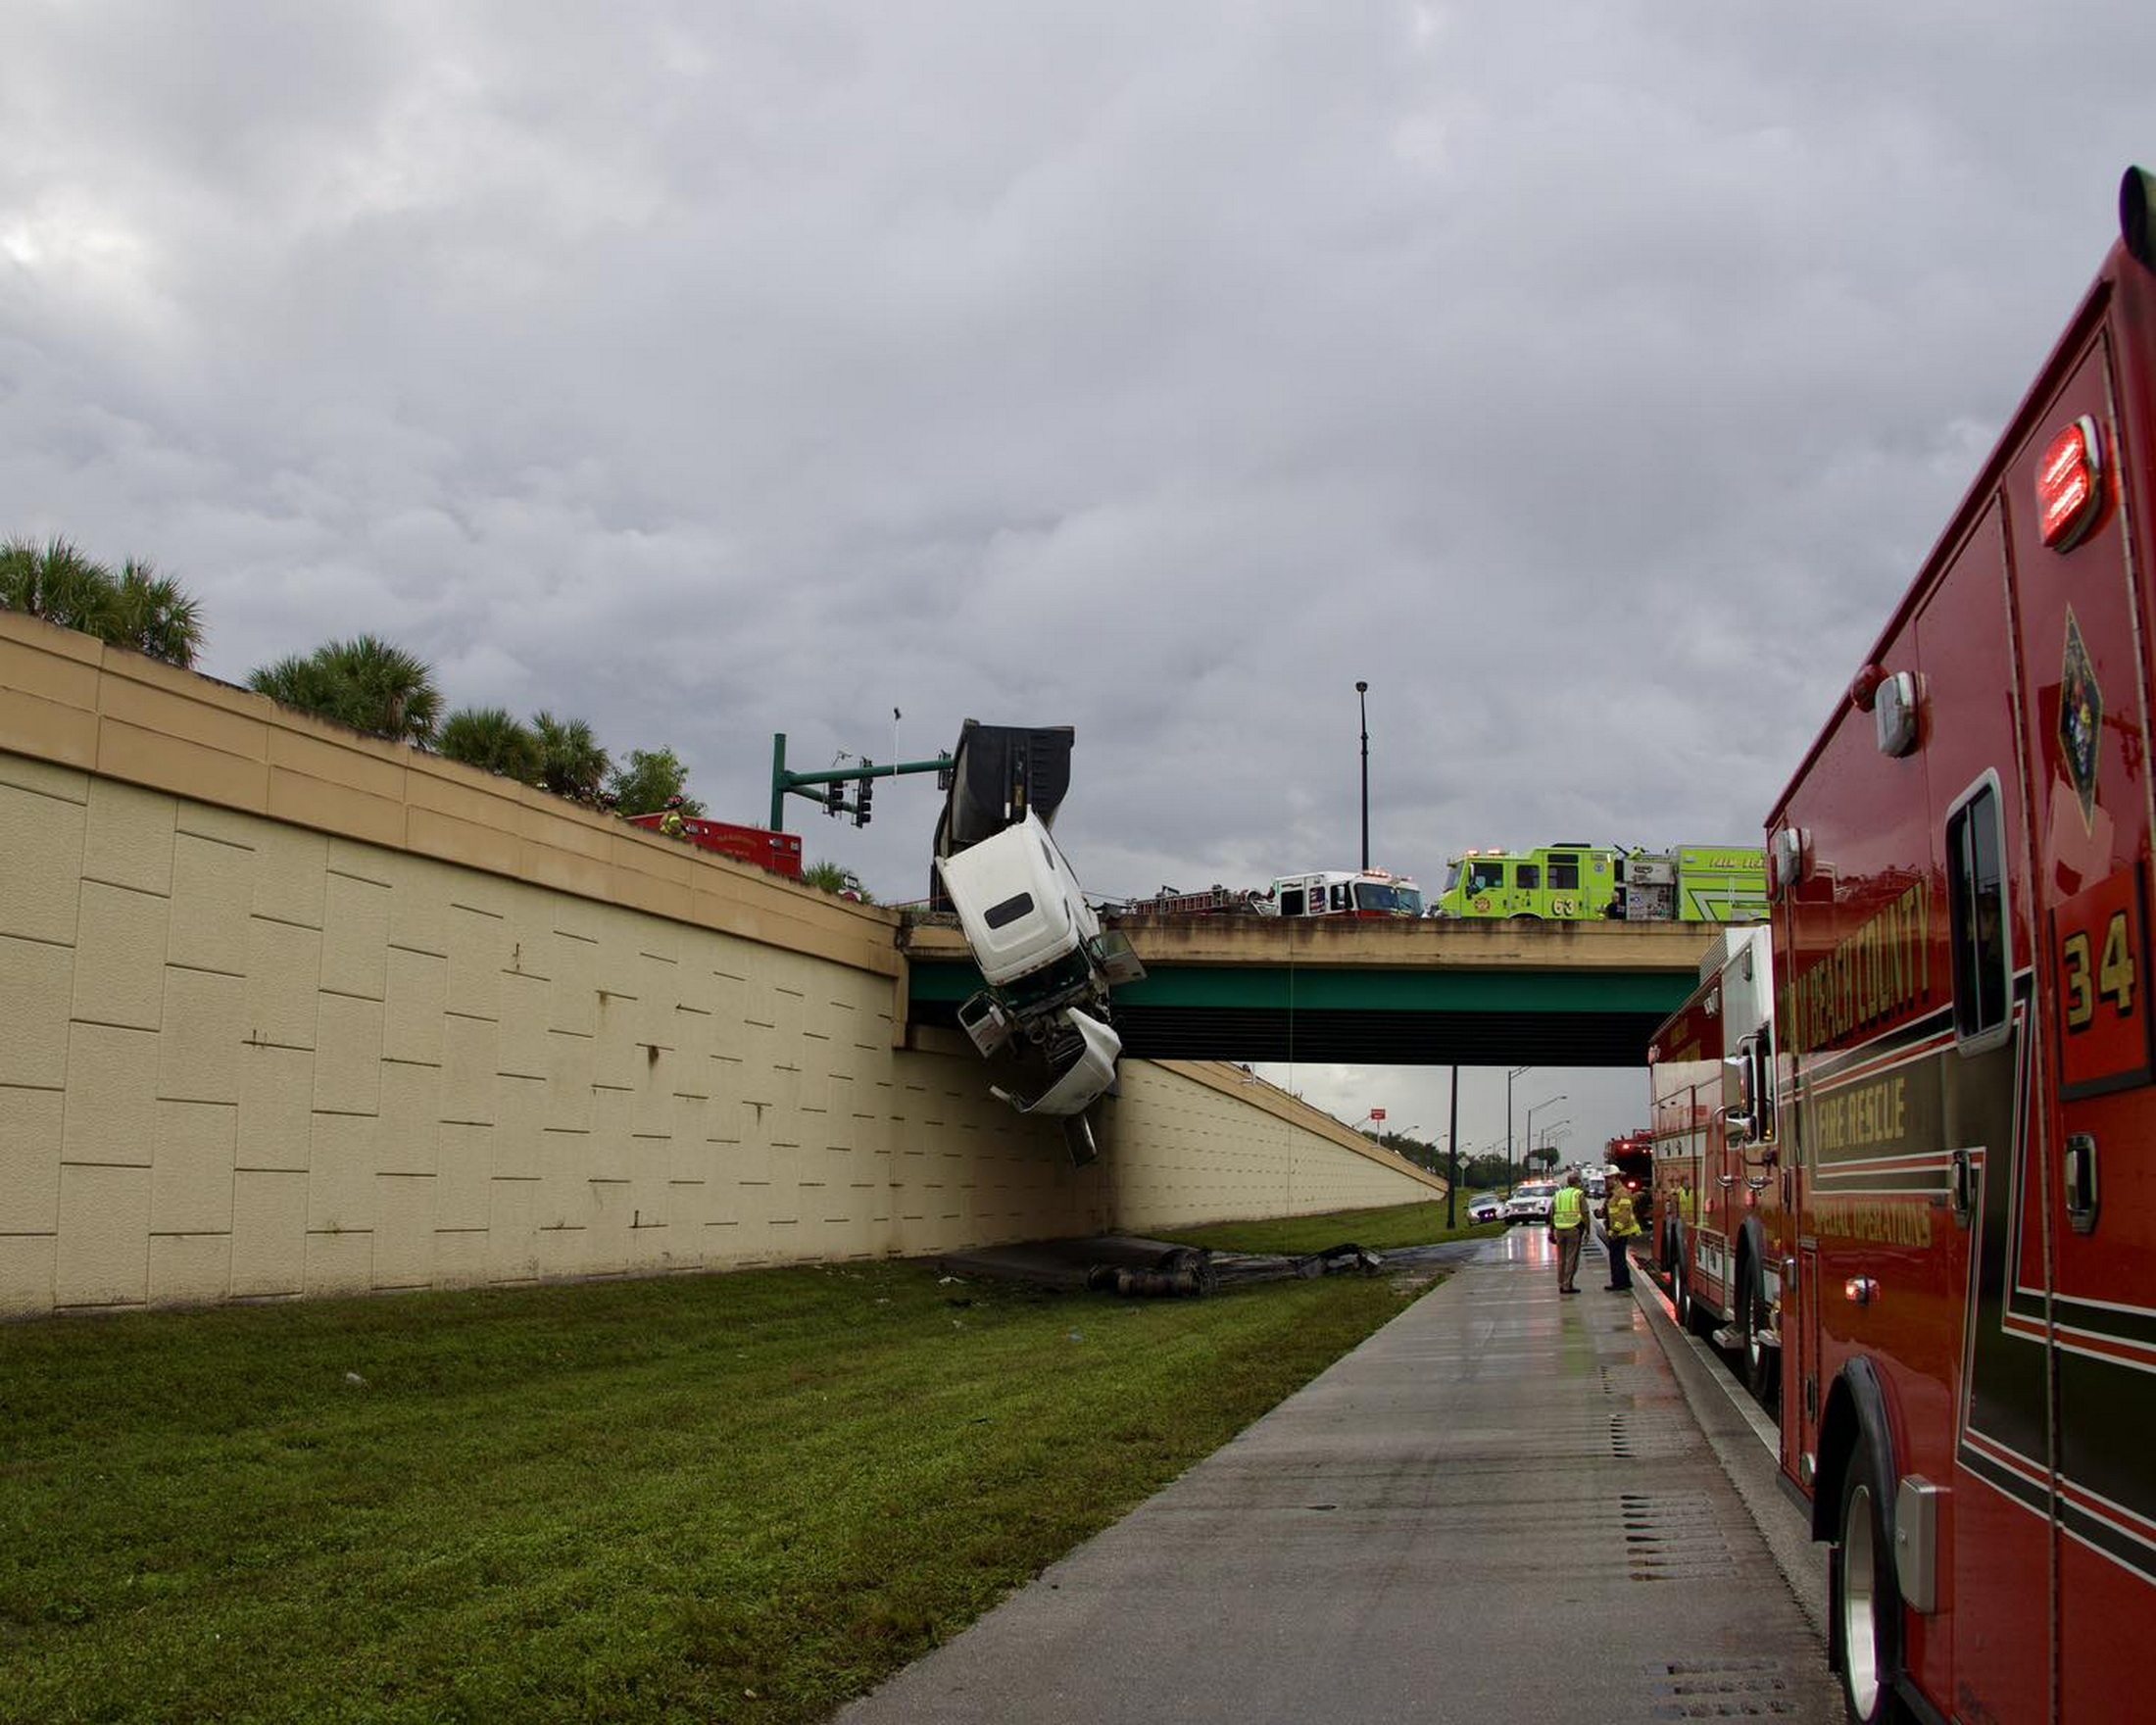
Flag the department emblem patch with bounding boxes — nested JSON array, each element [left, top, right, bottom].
[[2058, 608, 2102, 832]]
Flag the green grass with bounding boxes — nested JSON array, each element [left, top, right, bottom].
[[0, 1260, 1428, 1724], [1148, 1199, 1505, 1256]]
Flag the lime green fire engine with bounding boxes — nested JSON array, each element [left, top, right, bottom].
[[1431, 844, 1767, 922]]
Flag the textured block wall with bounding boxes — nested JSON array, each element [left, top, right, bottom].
[[1098, 1060, 1442, 1228], [0, 612, 1442, 1316], [0, 755, 1117, 1315]]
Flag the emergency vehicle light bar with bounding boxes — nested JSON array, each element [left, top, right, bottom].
[[2037, 416, 2102, 550]]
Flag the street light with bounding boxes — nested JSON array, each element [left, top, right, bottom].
[[1504, 1065, 1530, 1192], [1355, 680, 1370, 871], [1525, 1092, 1566, 1178]]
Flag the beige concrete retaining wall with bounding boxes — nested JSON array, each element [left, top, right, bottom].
[[0, 611, 1441, 1317], [1097, 1060, 1446, 1227]]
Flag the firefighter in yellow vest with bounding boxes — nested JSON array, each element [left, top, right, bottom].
[[659, 795, 687, 840], [1549, 1170, 1591, 1294], [1602, 1175, 1643, 1293]]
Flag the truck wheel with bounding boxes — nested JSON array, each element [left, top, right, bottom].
[[1831, 1443, 1909, 1724], [1738, 1257, 1779, 1412]]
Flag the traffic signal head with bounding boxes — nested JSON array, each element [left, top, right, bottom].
[[854, 773, 872, 826]]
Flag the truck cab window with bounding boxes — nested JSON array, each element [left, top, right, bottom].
[[1946, 778, 2009, 1044], [1469, 861, 1504, 894], [1550, 856, 1581, 891], [1279, 888, 1306, 916], [1517, 864, 1541, 890]]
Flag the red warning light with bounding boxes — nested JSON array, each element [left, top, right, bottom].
[[2037, 417, 2103, 550]]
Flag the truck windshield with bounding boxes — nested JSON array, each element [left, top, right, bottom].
[[1355, 882, 1424, 915]]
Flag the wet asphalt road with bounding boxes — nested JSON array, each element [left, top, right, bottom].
[[836, 1227, 1843, 1724]]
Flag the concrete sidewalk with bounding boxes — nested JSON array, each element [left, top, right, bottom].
[[836, 1228, 1843, 1724]]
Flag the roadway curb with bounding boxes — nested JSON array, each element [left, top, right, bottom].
[[1626, 1261, 1829, 1637]]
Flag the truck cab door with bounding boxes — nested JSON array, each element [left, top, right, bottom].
[[2005, 348, 2156, 1725]]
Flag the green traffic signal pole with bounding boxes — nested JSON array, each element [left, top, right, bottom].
[[768, 732, 955, 829]]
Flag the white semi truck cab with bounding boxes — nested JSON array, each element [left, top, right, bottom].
[[933, 811, 1143, 1163]]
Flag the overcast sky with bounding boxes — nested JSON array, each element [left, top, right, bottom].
[[7, 2, 2152, 1164]]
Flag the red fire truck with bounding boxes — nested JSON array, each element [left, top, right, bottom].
[[1602, 1128, 1654, 1211], [1735, 168, 2156, 1724], [1646, 925, 1789, 1409], [1267, 866, 1424, 918], [624, 813, 804, 878], [1114, 867, 1425, 920]]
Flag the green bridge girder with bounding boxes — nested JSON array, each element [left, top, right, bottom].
[[903, 921, 1708, 1067]]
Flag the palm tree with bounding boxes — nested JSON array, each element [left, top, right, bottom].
[[246, 651, 348, 721], [0, 538, 205, 667], [107, 559, 205, 667], [248, 634, 442, 745], [437, 707, 543, 781], [0, 537, 108, 627], [531, 711, 611, 799]]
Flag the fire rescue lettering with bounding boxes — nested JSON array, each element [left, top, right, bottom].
[[1811, 1074, 1908, 1157], [1786, 878, 1932, 1055]]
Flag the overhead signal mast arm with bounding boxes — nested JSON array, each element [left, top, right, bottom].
[[768, 732, 954, 830]]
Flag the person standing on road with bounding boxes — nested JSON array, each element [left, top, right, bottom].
[[1549, 1171, 1591, 1294], [1602, 1177, 1642, 1292]]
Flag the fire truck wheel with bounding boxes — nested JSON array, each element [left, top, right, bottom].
[[1832, 1444, 1909, 1724], [1737, 1257, 1779, 1412]]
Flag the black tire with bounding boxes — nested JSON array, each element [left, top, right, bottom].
[[1670, 1227, 1709, 1336], [1830, 1443, 1909, 1724], [1737, 1255, 1780, 1412]]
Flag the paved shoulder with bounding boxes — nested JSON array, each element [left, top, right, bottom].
[[837, 1232, 1842, 1723]]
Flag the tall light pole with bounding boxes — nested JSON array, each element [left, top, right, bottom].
[[1446, 1061, 1460, 1227], [1504, 1065, 1530, 1193], [1355, 680, 1370, 871], [1525, 1092, 1567, 1178]]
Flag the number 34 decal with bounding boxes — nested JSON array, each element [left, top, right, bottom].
[[2057, 868, 2153, 1097], [2062, 912, 2135, 1029]]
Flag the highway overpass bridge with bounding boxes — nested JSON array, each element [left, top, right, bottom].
[[899, 915, 1722, 1067]]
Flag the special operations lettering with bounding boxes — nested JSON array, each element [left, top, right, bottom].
[[1810, 1196, 1935, 1249], [1785, 876, 1932, 1055]]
